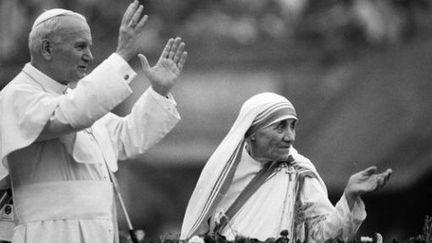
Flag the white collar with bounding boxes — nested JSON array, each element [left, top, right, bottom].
[[22, 63, 68, 94]]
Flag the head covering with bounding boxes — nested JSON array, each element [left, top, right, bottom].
[[245, 98, 297, 137], [0, 10, 85, 187], [180, 92, 325, 239], [32, 8, 86, 30]]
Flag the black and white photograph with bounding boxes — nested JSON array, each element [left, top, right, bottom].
[[0, 0, 431, 243]]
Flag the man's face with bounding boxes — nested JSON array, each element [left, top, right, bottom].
[[247, 118, 296, 163], [50, 16, 93, 83]]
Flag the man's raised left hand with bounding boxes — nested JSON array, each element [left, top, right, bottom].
[[138, 37, 187, 96]]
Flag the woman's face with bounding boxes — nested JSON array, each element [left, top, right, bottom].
[[247, 118, 296, 163]]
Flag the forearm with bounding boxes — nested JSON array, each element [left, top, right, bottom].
[[344, 191, 361, 210], [307, 194, 366, 242], [37, 53, 135, 141], [101, 87, 180, 160], [300, 177, 366, 242]]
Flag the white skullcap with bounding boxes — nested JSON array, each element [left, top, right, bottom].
[[32, 8, 86, 30]]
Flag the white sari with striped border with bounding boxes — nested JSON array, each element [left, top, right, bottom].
[[180, 92, 365, 242]]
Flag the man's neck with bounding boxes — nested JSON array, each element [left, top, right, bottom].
[[30, 60, 68, 85]]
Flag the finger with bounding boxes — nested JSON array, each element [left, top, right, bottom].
[[385, 168, 393, 176], [377, 169, 393, 188], [160, 38, 174, 60], [129, 5, 144, 27], [177, 52, 188, 72], [121, 0, 139, 26], [377, 169, 392, 183], [382, 169, 392, 183], [138, 54, 151, 75], [169, 37, 181, 59], [135, 14, 148, 31], [362, 166, 377, 176], [173, 42, 185, 63], [376, 176, 386, 190], [121, 0, 139, 25]]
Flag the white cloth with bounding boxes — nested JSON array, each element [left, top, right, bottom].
[[180, 93, 366, 242], [216, 147, 301, 241], [298, 176, 366, 242], [32, 9, 86, 30], [0, 53, 180, 243], [218, 148, 366, 242]]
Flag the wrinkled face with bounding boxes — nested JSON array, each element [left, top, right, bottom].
[[247, 118, 296, 163], [50, 16, 93, 83]]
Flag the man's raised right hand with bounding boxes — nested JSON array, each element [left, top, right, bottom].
[[116, 0, 149, 62]]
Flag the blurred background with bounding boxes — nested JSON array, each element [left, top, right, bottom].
[[1, 0, 432, 241]]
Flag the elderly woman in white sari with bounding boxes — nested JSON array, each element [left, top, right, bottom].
[[180, 92, 392, 242]]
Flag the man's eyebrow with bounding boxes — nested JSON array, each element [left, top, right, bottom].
[[75, 39, 91, 45]]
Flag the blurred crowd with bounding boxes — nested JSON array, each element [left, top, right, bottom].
[[1, 0, 431, 67]]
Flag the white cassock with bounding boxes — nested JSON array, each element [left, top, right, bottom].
[[0, 53, 180, 243]]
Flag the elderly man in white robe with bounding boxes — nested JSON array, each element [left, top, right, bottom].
[[181, 93, 392, 242], [0, 1, 187, 243]]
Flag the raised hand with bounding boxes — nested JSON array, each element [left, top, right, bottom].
[[116, 0, 149, 61], [138, 37, 188, 96], [344, 166, 392, 208]]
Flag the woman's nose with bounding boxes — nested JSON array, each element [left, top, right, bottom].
[[283, 128, 295, 141]]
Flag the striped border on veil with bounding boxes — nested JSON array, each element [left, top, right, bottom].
[[189, 140, 246, 235], [180, 92, 318, 239]]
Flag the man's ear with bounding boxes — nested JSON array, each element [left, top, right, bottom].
[[41, 39, 53, 60]]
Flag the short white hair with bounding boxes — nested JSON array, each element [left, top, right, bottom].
[[28, 9, 86, 56]]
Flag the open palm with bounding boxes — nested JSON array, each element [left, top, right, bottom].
[[139, 37, 187, 96], [345, 166, 392, 197]]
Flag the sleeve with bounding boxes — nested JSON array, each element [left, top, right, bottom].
[[300, 177, 367, 242], [0, 53, 135, 179], [38, 53, 136, 141], [98, 86, 181, 160], [54, 53, 135, 129]]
